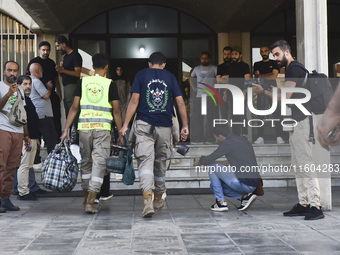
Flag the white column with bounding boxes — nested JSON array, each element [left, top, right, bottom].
[[296, 0, 331, 210]]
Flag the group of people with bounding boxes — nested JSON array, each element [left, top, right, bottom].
[[190, 45, 285, 144], [1, 37, 339, 220], [0, 36, 131, 212]]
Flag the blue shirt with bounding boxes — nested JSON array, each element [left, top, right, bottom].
[[131, 68, 182, 127]]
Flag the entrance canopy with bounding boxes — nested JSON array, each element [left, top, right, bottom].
[[17, 0, 292, 33]]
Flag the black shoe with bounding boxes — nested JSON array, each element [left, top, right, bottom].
[[211, 200, 229, 212], [283, 203, 310, 216], [1, 198, 20, 211], [31, 188, 47, 195], [304, 206, 325, 220], [18, 193, 37, 201], [0, 201, 6, 213], [238, 193, 257, 211]]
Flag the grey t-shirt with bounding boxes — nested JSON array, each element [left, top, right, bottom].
[[0, 81, 26, 133], [29, 76, 53, 119], [191, 65, 217, 97]]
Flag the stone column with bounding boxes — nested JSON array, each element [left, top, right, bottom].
[[296, 0, 331, 210]]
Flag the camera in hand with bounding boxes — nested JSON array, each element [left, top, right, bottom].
[[243, 77, 264, 90]]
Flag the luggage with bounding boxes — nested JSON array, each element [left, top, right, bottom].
[[41, 141, 79, 192]]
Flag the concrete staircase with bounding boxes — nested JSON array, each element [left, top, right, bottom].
[[38, 143, 340, 192]]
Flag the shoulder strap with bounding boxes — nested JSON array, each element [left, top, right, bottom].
[[308, 115, 315, 144]]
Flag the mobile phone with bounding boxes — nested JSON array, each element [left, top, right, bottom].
[[327, 126, 340, 141]]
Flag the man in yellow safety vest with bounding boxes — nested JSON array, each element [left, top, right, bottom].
[[61, 53, 122, 214]]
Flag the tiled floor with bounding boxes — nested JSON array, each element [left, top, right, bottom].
[[1, 187, 340, 255]]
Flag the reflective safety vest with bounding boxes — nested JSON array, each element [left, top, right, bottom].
[[78, 75, 113, 131]]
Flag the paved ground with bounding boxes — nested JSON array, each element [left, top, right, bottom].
[[1, 187, 340, 255]]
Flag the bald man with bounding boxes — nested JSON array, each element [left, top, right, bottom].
[[30, 63, 57, 153]]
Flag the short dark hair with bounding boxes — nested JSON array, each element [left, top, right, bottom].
[[269, 40, 291, 53], [201, 51, 210, 58], [39, 41, 51, 49], [223, 46, 233, 52], [232, 46, 242, 54], [148, 52, 167, 65], [55, 35, 69, 47], [92, 53, 110, 69], [3, 60, 19, 70], [213, 125, 230, 137], [17, 75, 31, 85]]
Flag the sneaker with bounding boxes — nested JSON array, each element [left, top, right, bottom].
[[304, 206, 325, 220], [0, 201, 6, 213], [254, 137, 264, 144], [31, 188, 47, 195], [99, 194, 113, 201], [211, 200, 229, 212], [1, 198, 20, 211], [277, 137, 285, 144], [94, 198, 99, 204], [283, 203, 310, 216], [18, 193, 37, 201], [238, 193, 257, 211]]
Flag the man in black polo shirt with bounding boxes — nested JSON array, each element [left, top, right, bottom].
[[253, 46, 284, 145], [227, 46, 250, 137]]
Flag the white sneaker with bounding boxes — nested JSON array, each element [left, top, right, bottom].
[[277, 137, 285, 144], [254, 137, 264, 144]]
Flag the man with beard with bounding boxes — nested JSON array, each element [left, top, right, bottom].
[[27, 41, 62, 138], [227, 46, 250, 137], [0, 61, 30, 212], [13, 75, 43, 200], [190, 52, 217, 143], [55, 35, 82, 116], [252, 40, 324, 220], [253, 46, 284, 145], [217, 46, 232, 120], [217, 46, 233, 83]]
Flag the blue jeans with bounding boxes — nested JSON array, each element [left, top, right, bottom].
[[13, 168, 40, 194], [209, 163, 256, 201]]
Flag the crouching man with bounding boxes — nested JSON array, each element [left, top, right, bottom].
[[61, 53, 122, 214], [194, 126, 261, 211]]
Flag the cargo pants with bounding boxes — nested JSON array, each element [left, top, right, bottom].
[[134, 119, 172, 194], [79, 130, 111, 193]]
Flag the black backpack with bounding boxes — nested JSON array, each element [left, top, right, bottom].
[[302, 69, 333, 114], [302, 69, 333, 144]]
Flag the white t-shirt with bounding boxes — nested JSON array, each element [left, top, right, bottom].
[[0, 81, 25, 133], [29, 76, 53, 119], [191, 65, 217, 97]]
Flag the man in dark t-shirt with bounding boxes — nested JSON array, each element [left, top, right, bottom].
[[227, 46, 250, 137], [253, 46, 283, 145], [27, 41, 62, 138], [55, 35, 82, 116], [119, 52, 189, 218], [252, 40, 324, 220], [194, 126, 260, 212]]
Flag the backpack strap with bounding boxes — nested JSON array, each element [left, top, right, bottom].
[[308, 115, 315, 144]]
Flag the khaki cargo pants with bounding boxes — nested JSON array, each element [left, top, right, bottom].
[[134, 119, 172, 194], [79, 129, 111, 193]]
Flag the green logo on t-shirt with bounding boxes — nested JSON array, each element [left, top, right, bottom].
[[146, 79, 168, 111]]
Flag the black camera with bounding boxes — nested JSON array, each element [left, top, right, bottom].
[[243, 77, 264, 89]]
